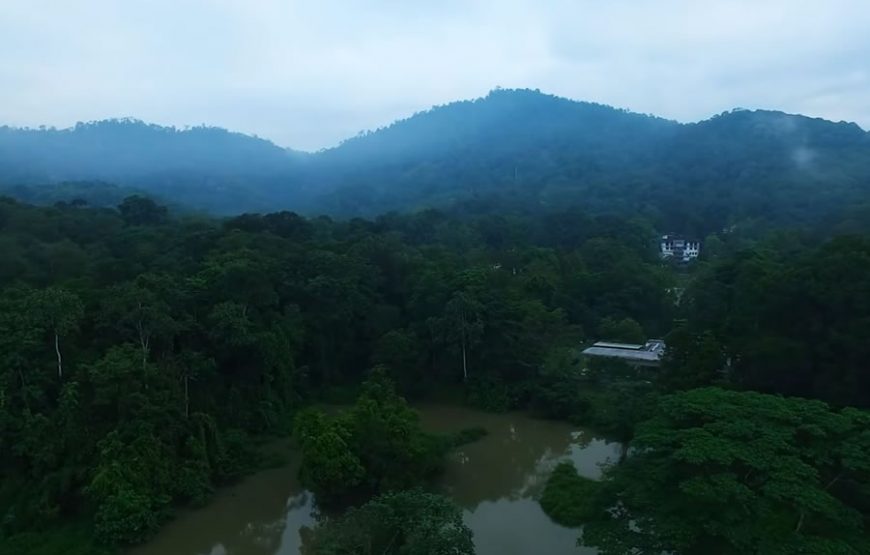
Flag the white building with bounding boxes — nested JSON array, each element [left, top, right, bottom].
[[660, 235, 700, 262]]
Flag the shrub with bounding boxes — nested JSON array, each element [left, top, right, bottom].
[[92, 486, 165, 545], [540, 462, 599, 527]]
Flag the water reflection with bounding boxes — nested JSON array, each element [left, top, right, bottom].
[[418, 405, 622, 508], [130, 406, 621, 555], [417, 405, 621, 555], [129, 463, 316, 555]]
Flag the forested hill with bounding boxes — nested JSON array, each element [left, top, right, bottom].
[[310, 90, 870, 233], [307, 89, 678, 215], [2, 90, 869, 233], [0, 120, 306, 213]]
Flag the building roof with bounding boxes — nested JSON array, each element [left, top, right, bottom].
[[592, 341, 645, 350], [661, 234, 699, 244], [582, 339, 666, 366]]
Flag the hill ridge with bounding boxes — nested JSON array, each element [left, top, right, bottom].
[[1, 88, 868, 227]]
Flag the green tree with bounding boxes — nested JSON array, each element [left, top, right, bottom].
[[86, 431, 172, 545], [588, 381, 657, 444], [87, 345, 146, 418], [540, 462, 599, 527], [581, 388, 870, 554], [102, 278, 176, 373], [170, 351, 215, 419], [658, 328, 724, 391], [444, 292, 484, 381], [302, 489, 474, 555], [294, 409, 365, 501], [294, 372, 445, 502], [26, 287, 83, 379], [530, 346, 587, 421], [598, 316, 645, 344], [372, 329, 423, 394], [344, 369, 444, 492]]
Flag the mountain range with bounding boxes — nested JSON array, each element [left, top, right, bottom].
[[2, 88, 868, 234]]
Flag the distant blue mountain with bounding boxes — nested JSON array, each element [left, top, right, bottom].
[[0, 119, 307, 213], [2, 90, 868, 233]]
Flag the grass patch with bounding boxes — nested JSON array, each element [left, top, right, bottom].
[[540, 462, 599, 527]]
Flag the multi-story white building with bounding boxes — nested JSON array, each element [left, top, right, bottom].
[[660, 234, 700, 262]]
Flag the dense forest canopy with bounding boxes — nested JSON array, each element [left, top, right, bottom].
[[0, 196, 675, 551], [1, 193, 869, 553], [580, 388, 870, 554], [2, 89, 869, 236]]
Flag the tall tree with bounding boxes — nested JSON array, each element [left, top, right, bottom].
[[658, 327, 725, 391], [27, 287, 83, 379], [102, 278, 176, 373], [444, 292, 484, 381]]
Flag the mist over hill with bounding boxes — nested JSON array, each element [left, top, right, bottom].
[[1, 89, 868, 233], [0, 119, 307, 213]]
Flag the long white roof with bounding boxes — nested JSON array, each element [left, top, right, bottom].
[[582, 346, 662, 362], [592, 341, 645, 350], [582, 339, 666, 365]]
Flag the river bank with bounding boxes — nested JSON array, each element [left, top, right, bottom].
[[130, 404, 622, 555]]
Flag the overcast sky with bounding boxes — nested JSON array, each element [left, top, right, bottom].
[[2, 1, 869, 151]]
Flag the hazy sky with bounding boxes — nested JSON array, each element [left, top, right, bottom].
[[2, 0, 869, 150]]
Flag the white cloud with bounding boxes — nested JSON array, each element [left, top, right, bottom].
[[1, 0, 868, 150]]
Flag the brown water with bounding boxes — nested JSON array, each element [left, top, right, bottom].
[[130, 405, 623, 555]]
